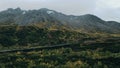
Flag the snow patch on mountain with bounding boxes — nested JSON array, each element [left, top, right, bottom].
[[22, 11, 26, 14], [47, 11, 54, 14]]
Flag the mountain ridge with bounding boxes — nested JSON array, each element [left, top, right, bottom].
[[0, 8, 120, 33]]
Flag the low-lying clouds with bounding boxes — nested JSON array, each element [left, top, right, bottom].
[[94, 0, 120, 22], [0, 0, 120, 22]]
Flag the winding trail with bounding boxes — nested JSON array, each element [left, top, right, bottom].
[[0, 37, 119, 54], [0, 43, 76, 54]]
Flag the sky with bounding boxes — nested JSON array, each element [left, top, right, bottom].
[[0, 0, 120, 22]]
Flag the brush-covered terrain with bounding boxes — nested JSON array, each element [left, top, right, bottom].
[[0, 26, 89, 49], [0, 26, 120, 68]]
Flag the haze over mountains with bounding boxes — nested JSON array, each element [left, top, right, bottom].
[[0, 8, 120, 33]]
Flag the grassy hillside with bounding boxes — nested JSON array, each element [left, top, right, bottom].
[[0, 25, 120, 68], [0, 25, 89, 49], [0, 42, 120, 68]]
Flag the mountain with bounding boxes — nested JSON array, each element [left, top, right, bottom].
[[0, 8, 120, 33]]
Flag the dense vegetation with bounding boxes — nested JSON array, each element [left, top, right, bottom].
[[0, 26, 120, 68], [0, 42, 120, 68], [0, 26, 88, 49]]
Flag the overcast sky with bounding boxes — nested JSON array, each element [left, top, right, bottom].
[[0, 0, 120, 22]]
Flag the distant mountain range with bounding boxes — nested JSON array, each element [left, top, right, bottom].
[[0, 8, 120, 33]]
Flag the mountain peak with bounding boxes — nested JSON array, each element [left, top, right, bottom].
[[39, 8, 55, 14], [7, 7, 21, 11], [81, 14, 104, 22], [83, 14, 99, 18], [15, 7, 21, 11], [40, 8, 50, 11]]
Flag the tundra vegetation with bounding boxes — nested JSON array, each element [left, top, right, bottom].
[[0, 26, 120, 68]]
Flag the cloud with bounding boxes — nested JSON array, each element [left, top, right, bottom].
[[93, 0, 120, 22], [0, 0, 96, 14]]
